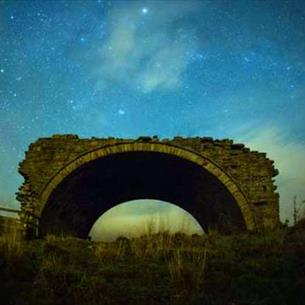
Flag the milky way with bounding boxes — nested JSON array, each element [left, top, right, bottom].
[[0, 0, 305, 222]]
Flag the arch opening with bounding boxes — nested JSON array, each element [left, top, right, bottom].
[[89, 199, 204, 242], [39, 149, 248, 238]]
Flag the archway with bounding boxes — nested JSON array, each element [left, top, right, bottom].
[[39, 143, 254, 237]]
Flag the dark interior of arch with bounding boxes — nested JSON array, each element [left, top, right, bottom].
[[40, 151, 246, 238]]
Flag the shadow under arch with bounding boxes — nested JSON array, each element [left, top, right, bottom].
[[38, 142, 255, 238]]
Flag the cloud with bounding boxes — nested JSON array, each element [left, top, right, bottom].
[[94, 199, 171, 216], [92, 1, 202, 93], [89, 200, 203, 241], [236, 126, 305, 223]]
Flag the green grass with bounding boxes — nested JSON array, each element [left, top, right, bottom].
[[0, 226, 305, 305]]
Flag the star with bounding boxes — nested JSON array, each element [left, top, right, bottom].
[[118, 109, 125, 115], [141, 7, 148, 15], [0, 69, 4, 73]]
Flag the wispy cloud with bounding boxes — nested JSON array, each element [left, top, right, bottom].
[[92, 1, 202, 93]]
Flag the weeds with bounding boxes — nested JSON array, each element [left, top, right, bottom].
[[0, 218, 23, 260], [1, 227, 305, 305], [168, 246, 207, 293]]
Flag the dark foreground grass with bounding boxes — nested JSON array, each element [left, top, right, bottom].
[[0, 225, 305, 305]]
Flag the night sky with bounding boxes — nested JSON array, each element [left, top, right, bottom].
[[1, 0, 305, 228]]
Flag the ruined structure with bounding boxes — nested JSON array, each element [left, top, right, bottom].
[[17, 135, 279, 238]]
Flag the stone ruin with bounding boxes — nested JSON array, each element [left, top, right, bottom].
[[17, 135, 279, 237]]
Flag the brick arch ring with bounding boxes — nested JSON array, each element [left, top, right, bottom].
[[38, 142, 256, 230]]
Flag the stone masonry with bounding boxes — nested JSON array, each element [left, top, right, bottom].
[[17, 135, 279, 236]]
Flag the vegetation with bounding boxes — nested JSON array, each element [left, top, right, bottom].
[[0, 221, 305, 305]]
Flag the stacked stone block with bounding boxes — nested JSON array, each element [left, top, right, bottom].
[[17, 135, 279, 234]]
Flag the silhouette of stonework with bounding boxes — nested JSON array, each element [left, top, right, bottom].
[[17, 135, 279, 238]]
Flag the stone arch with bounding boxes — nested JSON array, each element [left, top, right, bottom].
[[38, 142, 255, 236]]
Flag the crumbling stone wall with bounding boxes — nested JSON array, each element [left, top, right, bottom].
[[17, 135, 279, 235]]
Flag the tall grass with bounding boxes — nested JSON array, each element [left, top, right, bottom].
[[1, 224, 305, 305], [91, 216, 209, 301], [0, 218, 23, 259], [92, 213, 204, 261], [168, 246, 207, 294]]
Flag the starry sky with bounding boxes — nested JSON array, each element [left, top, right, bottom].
[[1, 0, 305, 229]]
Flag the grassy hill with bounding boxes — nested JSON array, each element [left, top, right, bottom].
[[0, 224, 304, 305]]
